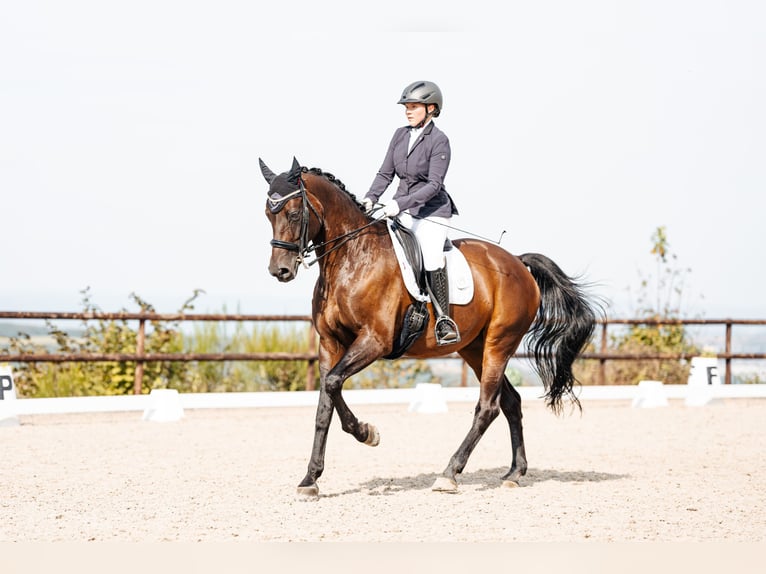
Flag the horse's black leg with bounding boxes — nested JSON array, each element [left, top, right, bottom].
[[433, 348, 504, 492], [322, 341, 381, 445], [498, 375, 527, 486], [433, 389, 502, 492], [297, 336, 382, 496], [297, 381, 334, 496]]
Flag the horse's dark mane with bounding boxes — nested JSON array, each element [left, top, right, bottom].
[[302, 166, 365, 211]]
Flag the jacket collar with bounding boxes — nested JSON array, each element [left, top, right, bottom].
[[407, 121, 435, 155]]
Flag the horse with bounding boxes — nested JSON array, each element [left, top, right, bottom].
[[261, 157, 598, 496]]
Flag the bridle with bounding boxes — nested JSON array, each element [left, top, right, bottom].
[[269, 177, 379, 269], [268, 178, 319, 268]]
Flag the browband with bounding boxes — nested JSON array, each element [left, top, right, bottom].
[[267, 187, 302, 213]]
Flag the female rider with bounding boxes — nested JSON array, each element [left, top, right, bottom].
[[363, 80, 460, 345]]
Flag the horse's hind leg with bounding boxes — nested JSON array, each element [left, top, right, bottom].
[[432, 347, 503, 493], [498, 374, 527, 487]]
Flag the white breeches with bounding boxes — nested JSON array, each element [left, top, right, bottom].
[[398, 212, 450, 271]]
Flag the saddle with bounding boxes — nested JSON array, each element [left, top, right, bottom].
[[383, 219, 456, 359]]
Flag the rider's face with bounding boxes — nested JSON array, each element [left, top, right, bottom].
[[404, 103, 428, 127]]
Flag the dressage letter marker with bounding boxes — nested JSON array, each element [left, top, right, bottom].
[[631, 380, 669, 408], [0, 364, 20, 426], [408, 383, 449, 414], [0, 375, 12, 400], [685, 356, 721, 407], [142, 388, 184, 422]]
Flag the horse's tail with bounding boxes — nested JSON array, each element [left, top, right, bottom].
[[519, 252, 599, 414]]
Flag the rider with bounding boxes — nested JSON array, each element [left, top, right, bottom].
[[362, 80, 460, 346]]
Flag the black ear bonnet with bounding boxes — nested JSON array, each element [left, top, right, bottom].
[[260, 157, 303, 214]]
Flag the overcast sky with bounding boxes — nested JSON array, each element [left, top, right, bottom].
[[1, 1, 764, 319]]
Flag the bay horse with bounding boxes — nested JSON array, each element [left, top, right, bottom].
[[261, 157, 598, 496]]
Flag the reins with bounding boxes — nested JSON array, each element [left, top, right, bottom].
[[303, 219, 380, 267]]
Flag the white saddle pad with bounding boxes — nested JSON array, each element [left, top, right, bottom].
[[386, 221, 474, 305]]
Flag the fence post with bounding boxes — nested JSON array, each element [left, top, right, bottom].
[[725, 321, 732, 385], [134, 318, 146, 395], [599, 322, 608, 385]]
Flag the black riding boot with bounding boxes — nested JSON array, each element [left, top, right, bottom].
[[426, 266, 461, 346]]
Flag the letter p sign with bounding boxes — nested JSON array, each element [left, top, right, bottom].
[[0, 365, 20, 426], [0, 374, 13, 400]]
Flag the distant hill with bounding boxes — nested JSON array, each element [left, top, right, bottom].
[[0, 321, 84, 338]]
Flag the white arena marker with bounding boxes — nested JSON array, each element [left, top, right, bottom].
[[408, 382, 448, 414], [685, 356, 721, 407], [631, 380, 669, 408], [0, 363, 20, 427], [142, 388, 184, 422]]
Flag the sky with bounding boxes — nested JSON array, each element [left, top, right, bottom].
[[1, 0, 765, 319]]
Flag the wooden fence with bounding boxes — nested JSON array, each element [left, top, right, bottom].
[[1, 312, 765, 393]]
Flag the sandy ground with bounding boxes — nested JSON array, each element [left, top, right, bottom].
[[2, 398, 765, 543]]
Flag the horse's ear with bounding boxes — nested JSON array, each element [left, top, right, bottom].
[[259, 158, 277, 185], [288, 157, 302, 183]]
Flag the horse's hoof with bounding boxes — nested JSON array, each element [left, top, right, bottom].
[[501, 479, 520, 489], [431, 476, 458, 493], [364, 423, 380, 447], [296, 484, 319, 497]]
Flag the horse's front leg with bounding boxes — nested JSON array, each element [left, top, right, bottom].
[[297, 334, 384, 496], [297, 383, 334, 496]]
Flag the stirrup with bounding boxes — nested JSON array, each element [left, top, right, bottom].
[[435, 316, 461, 346]]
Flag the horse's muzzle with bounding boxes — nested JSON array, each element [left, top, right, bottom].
[[269, 258, 297, 282]]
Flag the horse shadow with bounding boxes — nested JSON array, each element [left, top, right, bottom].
[[330, 467, 628, 497]]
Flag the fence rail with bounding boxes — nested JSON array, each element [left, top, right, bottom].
[[2, 312, 765, 393]]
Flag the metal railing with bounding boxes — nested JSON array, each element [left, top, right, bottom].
[[2, 312, 765, 393]]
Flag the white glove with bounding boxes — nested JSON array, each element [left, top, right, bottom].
[[373, 200, 400, 220], [362, 197, 374, 214]]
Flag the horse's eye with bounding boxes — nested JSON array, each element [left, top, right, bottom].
[[287, 210, 301, 222]]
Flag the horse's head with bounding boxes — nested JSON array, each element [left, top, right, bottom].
[[261, 157, 316, 282]]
